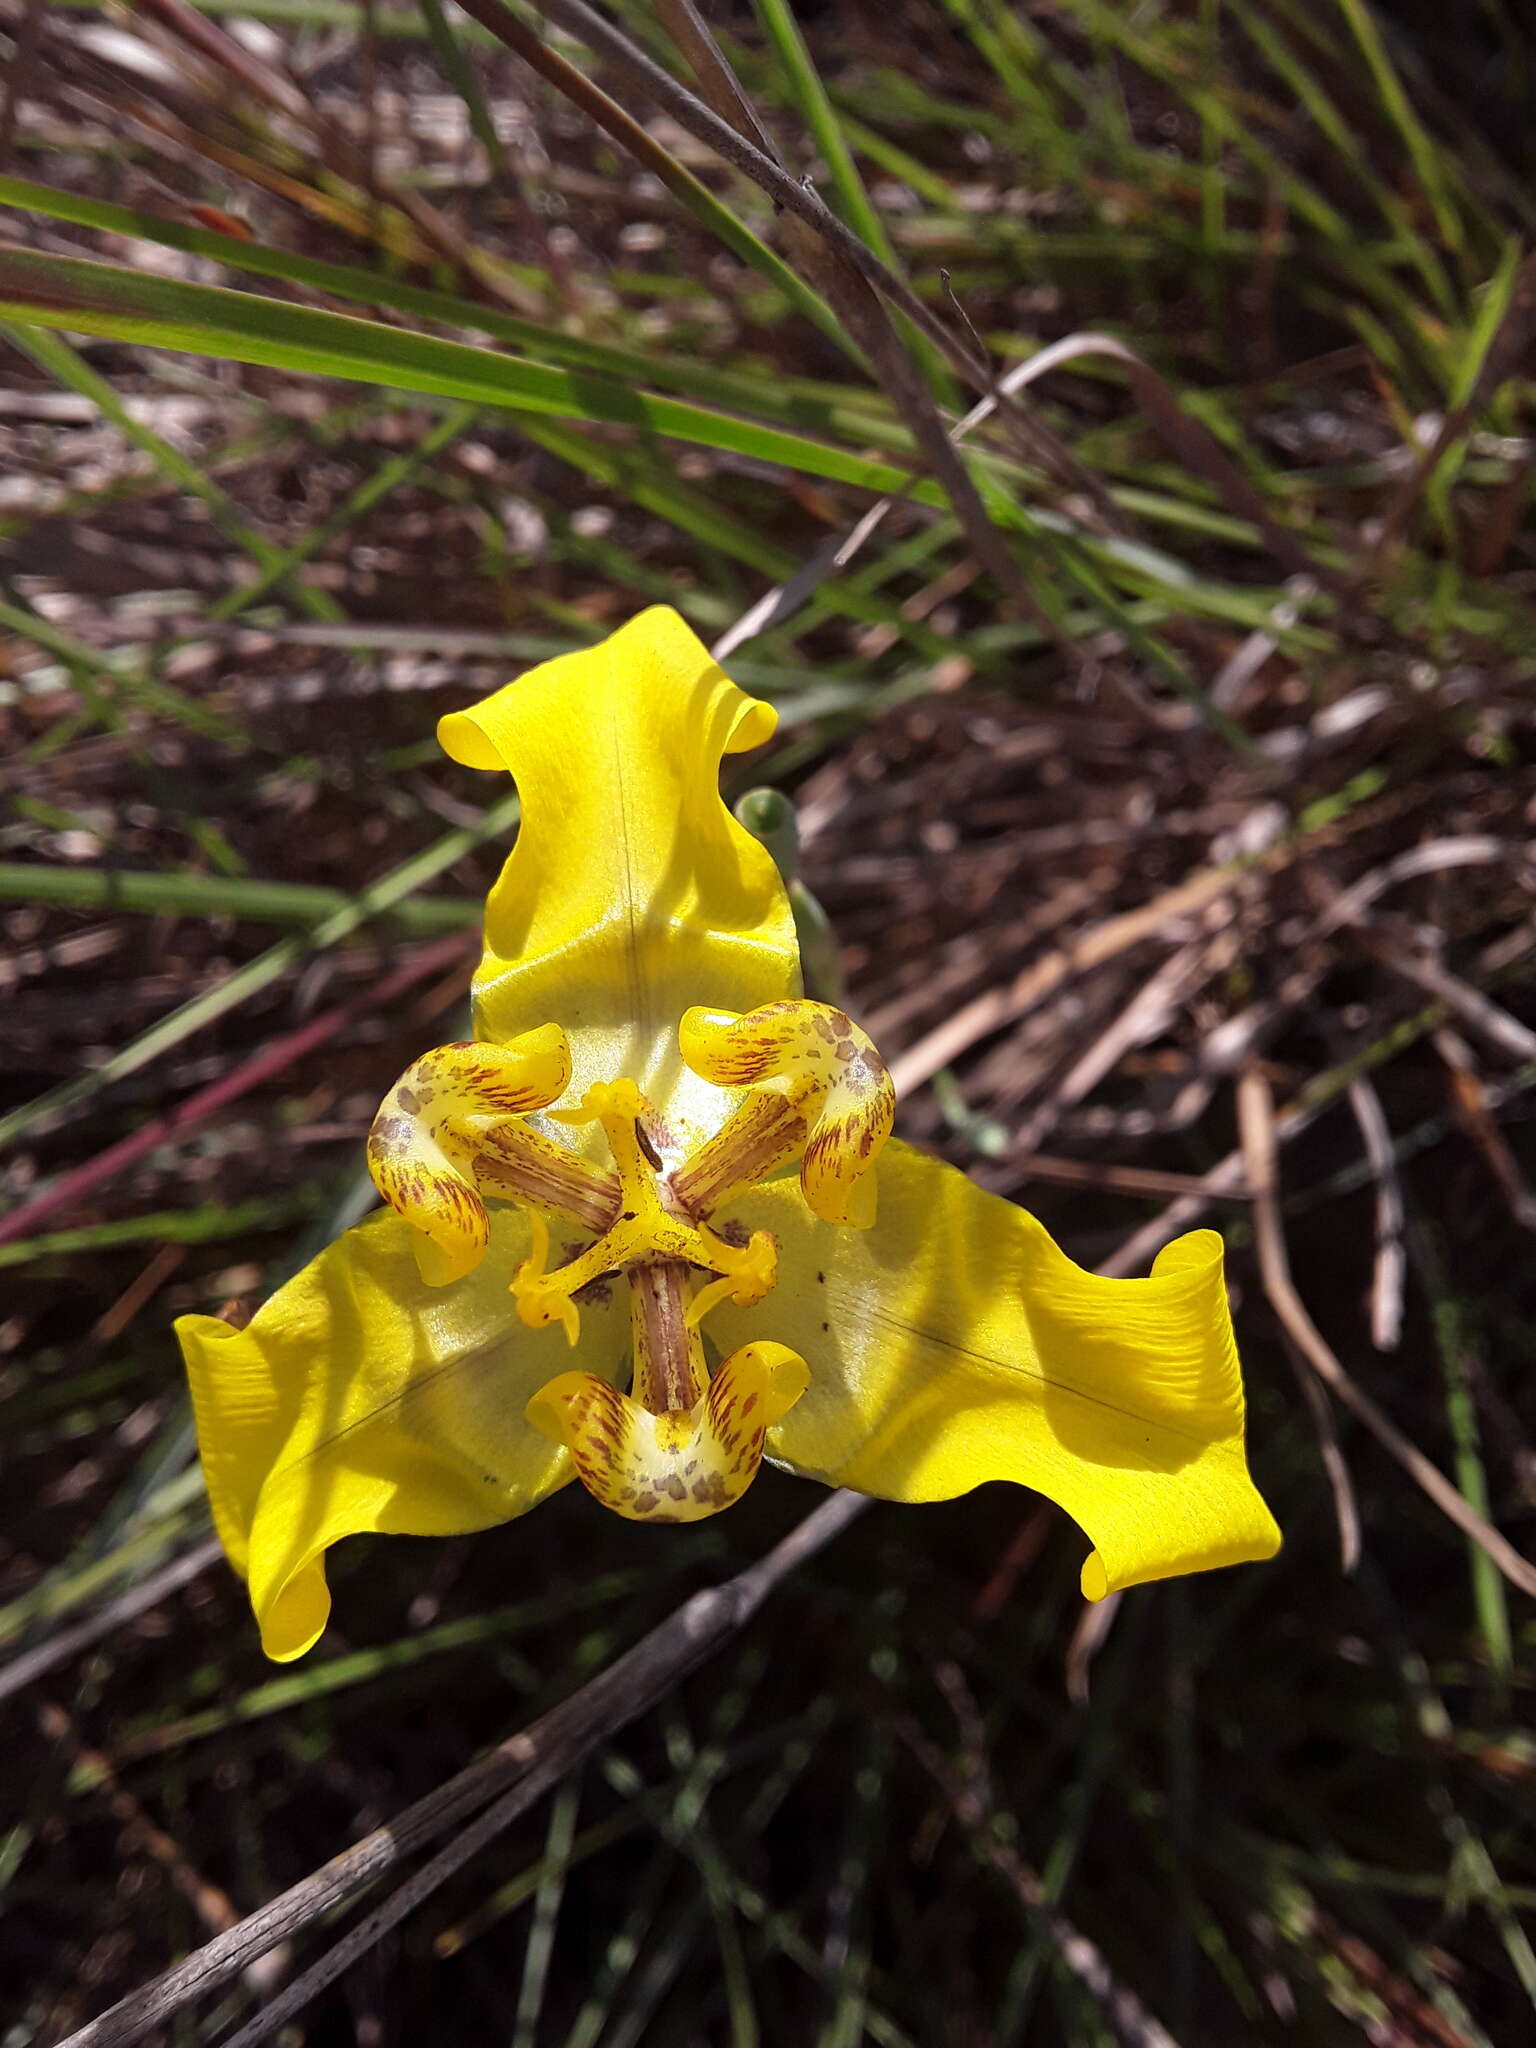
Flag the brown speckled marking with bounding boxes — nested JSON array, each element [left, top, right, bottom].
[[677, 999, 894, 1225], [536, 1338, 805, 1529], [366, 1034, 614, 1271]]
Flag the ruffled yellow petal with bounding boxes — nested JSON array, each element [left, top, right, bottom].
[[708, 1141, 1280, 1597], [175, 1207, 627, 1661], [438, 607, 800, 1157]]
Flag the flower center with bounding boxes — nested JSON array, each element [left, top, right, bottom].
[[508, 1076, 778, 1378], [365, 1000, 894, 1522]]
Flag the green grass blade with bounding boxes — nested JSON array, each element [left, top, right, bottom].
[[0, 244, 913, 492], [1331, 0, 1465, 258], [0, 178, 892, 440], [1426, 1273, 1514, 1692], [0, 1195, 333, 1271], [0, 860, 478, 931], [0, 796, 516, 1153], [512, 1777, 582, 2048], [749, 0, 954, 400], [2, 323, 342, 622], [749, 0, 890, 257], [416, 0, 509, 173]]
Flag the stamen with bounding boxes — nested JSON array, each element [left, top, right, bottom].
[[629, 1261, 708, 1414], [367, 1027, 617, 1285], [509, 1077, 778, 1343], [671, 1088, 809, 1217], [675, 1001, 895, 1227], [684, 1231, 777, 1329], [526, 1341, 810, 1522]]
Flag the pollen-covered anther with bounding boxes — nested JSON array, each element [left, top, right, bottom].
[[525, 1341, 810, 1522], [366, 1024, 612, 1287], [676, 1000, 895, 1228]]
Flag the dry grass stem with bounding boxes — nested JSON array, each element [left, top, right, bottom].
[[1238, 1068, 1536, 1596], [54, 1494, 868, 2048]]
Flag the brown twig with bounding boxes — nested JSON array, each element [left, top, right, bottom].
[[999, 1153, 1246, 1205], [1103, 893, 1536, 1279], [54, 1490, 869, 2048], [1433, 1027, 1536, 1235], [983, 331, 1336, 595], [508, 0, 984, 386], [0, 0, 46, 161], [650, 0, 780, 161], [1009, 937, 1216, 1156], [527, 0, 1074, 658], [1243, 1065, 1363, 1573], [1065, 1589, 1124, 1707], [969, 1505, 1054, 1623], [1311, 835, 1530, 934], [1363, 925, 1536, 1067], [1346, 1075, 1406, 1351], [889, 860, 1257, 1099], [494, 0, 1116, 514], [127, 0, 545, 318], [775, 205, 1078, 656], [1237, 1067, 1536, 1596]]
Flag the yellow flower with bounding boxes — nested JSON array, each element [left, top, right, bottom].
[[176, 608, 1280, 1661]]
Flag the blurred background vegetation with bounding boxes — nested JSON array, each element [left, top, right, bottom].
[[3, 1, 1536, 2042]]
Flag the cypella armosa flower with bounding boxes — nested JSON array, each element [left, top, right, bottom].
[[176, 608, 1280, 1661]]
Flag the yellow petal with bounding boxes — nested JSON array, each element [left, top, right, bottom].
[[438, 608, 800, 1155], [526, 1341, 809, 1522], [175, 1207, 627, 1661], [709, 1141, 1280, 1597]]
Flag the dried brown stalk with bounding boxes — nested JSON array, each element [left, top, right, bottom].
[[1346, 1074, 1407, 1351], [889, 859, 1259, 1099], [1237, 1067, 1536, 1596], [1433, 1027, 1536, 1235], [55, 1491, 868, 2048]]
